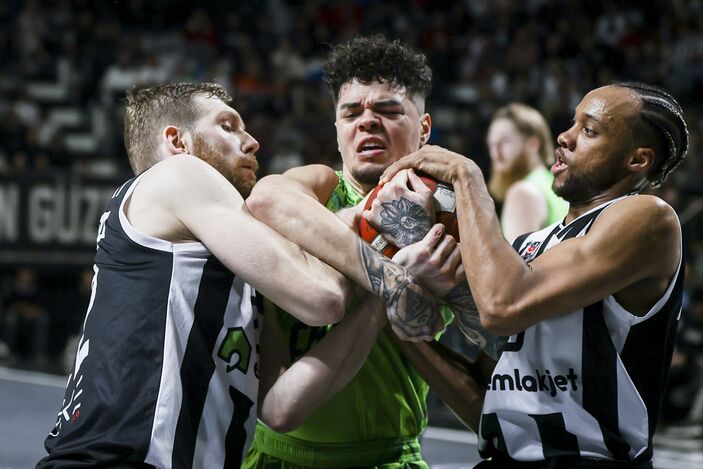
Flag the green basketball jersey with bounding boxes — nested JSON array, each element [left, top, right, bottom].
[[244, 172, 450, 467], [524, 167, 569, 226]]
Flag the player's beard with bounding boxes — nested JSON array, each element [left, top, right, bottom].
[[192, 134, 258, 198], [351, 165, 385, 190], [553, 153, 629, 204], [488, 152, 531, 202]]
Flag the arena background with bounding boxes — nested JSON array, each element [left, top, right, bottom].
[[0, 1, 701, 467]]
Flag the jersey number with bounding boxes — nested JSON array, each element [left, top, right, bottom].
[[217, 327, 252, 374], [503, 331, 525, 352]]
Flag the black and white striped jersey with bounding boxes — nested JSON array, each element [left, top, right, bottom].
[[479, 194, 683, 463], [39, 174, 262, 468]]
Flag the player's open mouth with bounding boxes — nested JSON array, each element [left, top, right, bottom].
[[552, 149, 568, 175], [357, 139, 386, 157]]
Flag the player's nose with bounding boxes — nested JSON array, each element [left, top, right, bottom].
[[358, 109, 381, 132], [242, 130, 260, 154]]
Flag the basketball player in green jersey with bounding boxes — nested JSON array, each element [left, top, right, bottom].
[[243, 36, 493, 468], [486, 103, 569, 243]]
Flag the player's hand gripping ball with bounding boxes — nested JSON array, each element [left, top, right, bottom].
[[359, 174, 459, 257]]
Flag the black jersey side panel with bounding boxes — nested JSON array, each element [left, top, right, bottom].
[[620, 263, 684, 461], [40, 177, 173, 468]]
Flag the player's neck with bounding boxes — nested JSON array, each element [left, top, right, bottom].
[[565, 183, 638, 223], [343, 168, 375, 196]]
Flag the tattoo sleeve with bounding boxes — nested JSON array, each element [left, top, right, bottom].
[[358, 238, 442, 339], [378, 197, 432, 248], [445, 280, 507, 360]]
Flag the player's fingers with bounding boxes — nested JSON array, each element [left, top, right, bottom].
[[419, 223, 445, 249], [407, 169, 431, 195], [445, 242, 463, 273], [381, 155, 420, 183], [388, 168, 409, 188], [453, 257, 464, 279], [431, 233, 457, 262]]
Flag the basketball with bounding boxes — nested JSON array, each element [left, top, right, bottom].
[[359, 175, 459, 257]]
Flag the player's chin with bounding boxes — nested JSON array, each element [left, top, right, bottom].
[[233, 175, 257, 199], [352, 165, 386, 187]]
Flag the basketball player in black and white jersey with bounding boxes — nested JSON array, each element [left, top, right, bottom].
[[37, 83, 442, 469], [374, 82, 689, 468]]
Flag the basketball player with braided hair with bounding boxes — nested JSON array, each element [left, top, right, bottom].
[[375, 82, 689, 468]]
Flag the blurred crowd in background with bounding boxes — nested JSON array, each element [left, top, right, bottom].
[[0, 0, 702, 431]]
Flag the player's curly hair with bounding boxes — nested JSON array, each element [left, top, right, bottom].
[[124, 83, 231, 174], [613, 82, 689, 188], [323, 35, 432, 106]]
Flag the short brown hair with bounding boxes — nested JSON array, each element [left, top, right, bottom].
[[492, 103, 554, 165], [124, 83, 231, 174]]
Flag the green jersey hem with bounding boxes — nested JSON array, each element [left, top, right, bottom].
[[251, 423, 424, 467]]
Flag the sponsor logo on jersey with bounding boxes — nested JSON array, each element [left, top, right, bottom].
[[488, 368, 579, 397]]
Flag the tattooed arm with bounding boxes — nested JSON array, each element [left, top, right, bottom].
[[247, 164, 441, 340], [367, 171, 506, 356], [445, 281, 507, 360], [360, 239, 443, 340]]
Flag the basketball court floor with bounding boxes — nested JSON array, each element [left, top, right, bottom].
[[1, 366, 700, 468]]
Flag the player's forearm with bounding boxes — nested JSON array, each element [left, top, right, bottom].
[[453, 164, 533, 334], [392, 337, 491, 433], [248, 174, 440, 339], [248, 174, 389, 294], [259, 296, 387, 433]]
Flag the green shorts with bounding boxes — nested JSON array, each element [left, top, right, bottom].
[[242, 425, 429, 469]]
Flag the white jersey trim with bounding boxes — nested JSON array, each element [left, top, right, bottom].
[[118, 173, 208, 254], [604, 253, 683, 326]]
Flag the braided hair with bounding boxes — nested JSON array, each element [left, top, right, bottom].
[[613, 82, 689, 187]]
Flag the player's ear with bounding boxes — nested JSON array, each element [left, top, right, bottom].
[[419, 113, 431, 146], [164, 126, 189, 155], [627, 146, 656, 175]]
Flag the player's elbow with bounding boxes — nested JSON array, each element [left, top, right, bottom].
[[260, 407, 303, 434], [245, 176, 281, 221], [301, 287, 346, 326], [291, 276, 346, 326], [479, 300, 524, 336]]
